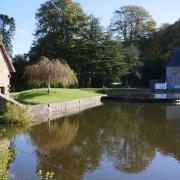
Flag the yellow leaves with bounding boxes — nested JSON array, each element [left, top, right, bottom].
[[25, 57, 78, 88], [38, 169, 55, 180]]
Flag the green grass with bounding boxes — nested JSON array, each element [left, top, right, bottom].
[[12, 88, 102, 105], [2, 104, 30, 126]]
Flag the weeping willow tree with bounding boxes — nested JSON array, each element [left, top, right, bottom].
[[25, 57, 78, 93], [29, 118, 79, 154]]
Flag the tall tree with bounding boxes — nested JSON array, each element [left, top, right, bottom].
[[124, 44, 141, 86], [0, 14, 16, 56], [71, 15, 104, 87], [111, 6, 156, 46], [97, 32, 127, 86], [29, 1, 128, 87], [30, 0, 87, 63], [70, 17, 126, 87], [139, 21, 180, 85]]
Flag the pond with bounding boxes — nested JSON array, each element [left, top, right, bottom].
[[7, 102, 180, 179]]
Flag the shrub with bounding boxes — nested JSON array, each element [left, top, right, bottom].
[[0, 147, 15, 180], [0, 129, 6, 138], [2, 103, 30, 126]]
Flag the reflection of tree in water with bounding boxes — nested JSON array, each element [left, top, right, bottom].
[[111, 133, 155, 173], [29, 114, 103, 180], [29, 118, 79, 154], [102, 103, 155, 173], [29, 103, 156, 179], [28, 102, 180, 179]]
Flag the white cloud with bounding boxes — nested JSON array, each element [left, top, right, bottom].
[[17, 29, 31, 36]]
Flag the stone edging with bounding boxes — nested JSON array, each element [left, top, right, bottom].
[[28, 96, 103, 123]]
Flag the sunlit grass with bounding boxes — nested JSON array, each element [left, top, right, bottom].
[[12, 88, 101, 104]]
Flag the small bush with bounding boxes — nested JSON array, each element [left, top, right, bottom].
[[0, 147, 15, 180], [0, 129, 6, 138], [2, 103, 30, 126]]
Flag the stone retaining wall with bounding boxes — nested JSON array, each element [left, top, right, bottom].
[[28, 96, 102, 123]]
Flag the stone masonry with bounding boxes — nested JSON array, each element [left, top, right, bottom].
[[28, 96, 102, 123]]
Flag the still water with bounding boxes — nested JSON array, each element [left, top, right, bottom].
[[8, 102, 180, 180]]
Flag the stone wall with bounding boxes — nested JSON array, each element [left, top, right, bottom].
[[28, 96, 102, 123]]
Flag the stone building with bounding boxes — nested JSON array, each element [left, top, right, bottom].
[[166, 48, 180, 89], [0, 35, 15, 96]]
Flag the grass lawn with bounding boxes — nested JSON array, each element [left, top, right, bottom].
[[11, 88, 102, 105]]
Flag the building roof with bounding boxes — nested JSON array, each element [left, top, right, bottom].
[[0, 35, 15, 73], [167, 48, 180, 67]]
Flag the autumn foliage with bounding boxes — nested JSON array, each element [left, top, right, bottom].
[[25, 57, 78, 90]]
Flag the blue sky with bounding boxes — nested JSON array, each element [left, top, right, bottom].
[[1, 0, 180, 55]]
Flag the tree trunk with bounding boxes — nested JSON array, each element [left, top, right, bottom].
[[48, 76, 51, 93], [126, 77, 129, 87], [87, 77, 92, 88]]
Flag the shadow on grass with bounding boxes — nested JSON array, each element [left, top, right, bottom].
[[15, 90, 50, 105]]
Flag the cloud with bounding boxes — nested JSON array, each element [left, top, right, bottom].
[[17, 29, 31, 36]]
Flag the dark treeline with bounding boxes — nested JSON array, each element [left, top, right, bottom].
[[1, 0, 180, 90]]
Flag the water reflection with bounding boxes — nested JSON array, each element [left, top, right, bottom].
[[9, 102, 180, 179], [29, 118, 79, 154]]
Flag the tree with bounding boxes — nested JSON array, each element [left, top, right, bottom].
[[0, 14, 16, 56], [139, 20, 180, 85], [70, 15, 104, 87], [97, 32, 127, 86], [30, 0, 87, 63], [70, 17, 126, 87], [11, 54, 29, 91], [124, 44, 141, 86], [29, 1, 128, 87], [25, 57, 78, 93], [111, 6, 156, 46]]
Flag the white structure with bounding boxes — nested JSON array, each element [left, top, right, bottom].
[[166, 48, 180, 89], [154, 83, 167, 90]]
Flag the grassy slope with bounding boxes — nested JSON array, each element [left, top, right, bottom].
[[12, 88, 101, 105]]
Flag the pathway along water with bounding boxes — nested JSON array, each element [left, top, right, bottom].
[[6, 101, 180, 180]]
